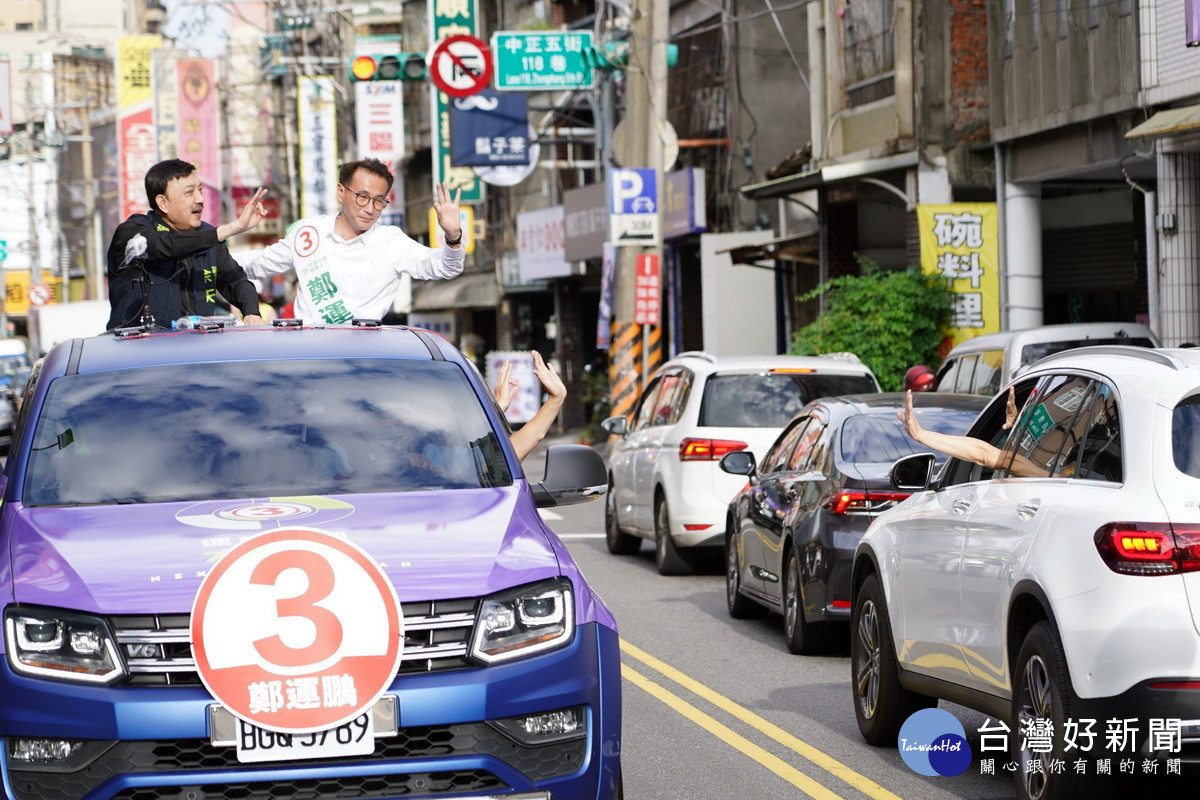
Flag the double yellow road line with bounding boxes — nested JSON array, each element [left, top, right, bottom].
[[620, 640, 903, 800]]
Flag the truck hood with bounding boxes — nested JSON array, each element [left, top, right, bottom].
[[6, 488, 561, 614]]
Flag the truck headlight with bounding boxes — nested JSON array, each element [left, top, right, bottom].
[[4, 607, 125, 684], [470, 578, 574, 664]]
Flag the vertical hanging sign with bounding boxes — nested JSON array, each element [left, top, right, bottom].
[[918, 203, 1000, 349], [0, 61, 12, 135], [117, 35, 162, 221], [429, 0, 483, 205], [298, 75, 337, 219], [634, 253, 661, 325], [177, 59, 221, 228]]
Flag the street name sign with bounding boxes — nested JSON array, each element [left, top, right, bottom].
[[492, 31, 595, 91]]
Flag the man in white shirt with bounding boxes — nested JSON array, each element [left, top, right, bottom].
[[236, 159, 464, 324]]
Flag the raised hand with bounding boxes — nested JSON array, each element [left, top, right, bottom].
[[236, 187, 268, 234], [433, 182, 462, 243], [493, 360, 517, 412], [532, 351, 566, 400], [1002, 386, 1019, 430]]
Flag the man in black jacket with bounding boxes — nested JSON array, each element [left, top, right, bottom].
[[106, 159, 268, 330]]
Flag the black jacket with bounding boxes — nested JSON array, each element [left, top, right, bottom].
[[106, 211, 260, 330]]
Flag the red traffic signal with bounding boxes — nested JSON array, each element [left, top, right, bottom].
[[348, 53, 427, 82]]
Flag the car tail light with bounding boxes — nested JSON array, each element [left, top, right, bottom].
[[1094, 523, 1200, 575], [769, 368, 816, 374], [678, 438, 748, 461], [823, 491, 910, 515]]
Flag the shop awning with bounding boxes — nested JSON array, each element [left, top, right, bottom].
[[410, 272, 499, 312], [739, 151, 919, 199], [1125, 104, 1200, 138], [718, 232, 819, 265]]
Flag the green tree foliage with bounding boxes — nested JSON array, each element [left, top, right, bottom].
[[789, 260, 953, 391]]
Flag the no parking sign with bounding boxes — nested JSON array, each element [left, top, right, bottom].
[[191, 528, 403, 733]]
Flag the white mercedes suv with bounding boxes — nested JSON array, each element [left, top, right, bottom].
[[851, 345, 1200, 800]]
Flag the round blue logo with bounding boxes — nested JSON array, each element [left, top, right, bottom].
[[897, 708, 972, 776]]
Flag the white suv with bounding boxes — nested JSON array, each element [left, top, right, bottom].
[[602, 351, 878, 575], [851, 346, 1200, 800]]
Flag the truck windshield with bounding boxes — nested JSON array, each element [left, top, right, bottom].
[[23, 359, 512, 506]]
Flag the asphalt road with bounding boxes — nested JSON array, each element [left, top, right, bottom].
[[525, 441, 1194, 800]]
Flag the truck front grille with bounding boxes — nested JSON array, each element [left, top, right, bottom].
[[112, 598, 478, 686]]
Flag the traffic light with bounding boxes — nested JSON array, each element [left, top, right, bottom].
[[581, 41, 678, 72], [348, 53, 427, 82]]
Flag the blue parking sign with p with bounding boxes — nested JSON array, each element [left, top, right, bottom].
[[611, 169, 657, 214]]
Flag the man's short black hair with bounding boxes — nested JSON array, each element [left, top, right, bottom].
[[339, 158, 395, 192], [145, 159, 198, 213]]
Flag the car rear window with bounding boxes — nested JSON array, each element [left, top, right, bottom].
[[1020, 337, 1155, 369], [699, 372, 877, 427], [23, 359, 512, 506], [1172, 396, 1200, 478], [840, 408, 982, 464]]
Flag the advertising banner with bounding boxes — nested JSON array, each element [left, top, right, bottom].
[[918, 203, 1001, 349], [354, 79, 406, 229], [450, 91, 529, 167], [177, 59, 221, 228], [0, 61, 12, 135], [516, 206, 568, 282], [117, 36, 161, 220], [298, 76, 337, 219], [119, 107, 157, 220]]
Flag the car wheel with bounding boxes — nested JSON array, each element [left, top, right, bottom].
[[726, 532, 766, 619], [605, 480, 641, 555], [654, 496, 694, 576], [783, 548, 829, 655], [851, 573, 935, 745], [1013, 621, 1091, 800]]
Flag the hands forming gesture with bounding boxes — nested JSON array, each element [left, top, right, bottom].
[[433, 182, 463, 244]]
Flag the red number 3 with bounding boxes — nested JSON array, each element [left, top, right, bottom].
[[251, 550, 344, 668]]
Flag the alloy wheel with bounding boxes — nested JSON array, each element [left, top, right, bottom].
[[1016, 654, 1052, 800], [854, 598, 881, 720]]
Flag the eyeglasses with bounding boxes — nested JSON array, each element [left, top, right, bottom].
[[341, 184, 388, 211]]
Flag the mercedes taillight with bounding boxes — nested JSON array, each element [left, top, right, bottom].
[[1094, 523, 1200, 575]]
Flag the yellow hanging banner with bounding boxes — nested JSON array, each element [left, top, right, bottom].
[[918, 203, 1001, 350]]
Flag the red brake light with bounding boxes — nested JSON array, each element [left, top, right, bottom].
[[1095, 523, 1200, 575], [824, 491, 910, 515], [769, 368, 816, 374], [679, 438, 748, 461]]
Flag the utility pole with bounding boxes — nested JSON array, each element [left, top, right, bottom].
[[609, 0, 669, 420], [25, 74, 41, 288]]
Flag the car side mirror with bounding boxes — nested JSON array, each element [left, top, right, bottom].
[[890, 453, 936, 491], [599, 416, 629, 436], [719, 450, 756, 476], [531, 444, 608, 508]]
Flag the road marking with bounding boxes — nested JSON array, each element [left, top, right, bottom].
[[622, 664, 846, 800], [537, 509, 563, 520], [557, 533, 605, 539], [622, 640, 904, 800]]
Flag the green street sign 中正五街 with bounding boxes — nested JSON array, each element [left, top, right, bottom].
[[492, 31, 595, 91]]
